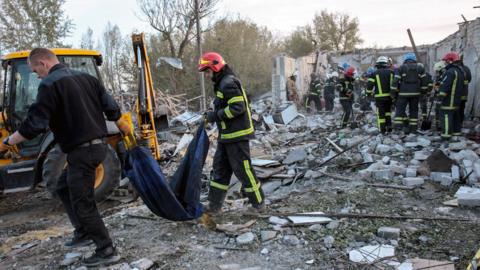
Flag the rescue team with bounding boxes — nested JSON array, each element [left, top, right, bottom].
[[295, 51, 471, 140], [0, 47, 469, 267]]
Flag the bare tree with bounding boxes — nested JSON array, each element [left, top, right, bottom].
[[137, 0, 219, 59], [80, 27, 95, 49], [99, 23, 125, 93], [0, 0, 74, 51]]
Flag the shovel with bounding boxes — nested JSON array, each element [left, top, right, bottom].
[[420, 94, 436, 131]]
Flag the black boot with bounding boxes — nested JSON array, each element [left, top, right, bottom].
[[64, 231, 94, 248], [82, 246, 121, 267]]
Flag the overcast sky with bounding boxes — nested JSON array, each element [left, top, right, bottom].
[[64, 0, 480, 48]]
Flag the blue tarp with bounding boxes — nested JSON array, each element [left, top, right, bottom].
[[125, 124, 209, 221]]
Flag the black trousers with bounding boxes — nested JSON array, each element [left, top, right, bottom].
[[340, 99, 353, 127], [209, 140, 264, 208], [305, 94, 322, 112], [375, 98, 392, 133], [324, 96, 334, 111], [56, 143, 112, 252], [394, 96, 419, 132], [419, 95, 428, 119], [440, 109, 462, 139], [459, 100, 467, 125]]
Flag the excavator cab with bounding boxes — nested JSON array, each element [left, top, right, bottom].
[[0, 49, 123, 200]]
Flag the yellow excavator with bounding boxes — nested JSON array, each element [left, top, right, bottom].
[[0, 32, 166, 200]]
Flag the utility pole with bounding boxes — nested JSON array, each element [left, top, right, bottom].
[[195, 0, 206, 111]]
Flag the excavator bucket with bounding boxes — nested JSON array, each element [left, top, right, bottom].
[[125, 123, 209, 221]]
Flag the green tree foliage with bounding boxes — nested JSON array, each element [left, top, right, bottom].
[[203, 18, 281, 97], [310, 10, 362, 52], [0, 0, 74, 51], [283, 27, 314, 58]]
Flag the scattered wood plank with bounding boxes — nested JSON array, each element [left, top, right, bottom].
[[367, 183, 415, 190]]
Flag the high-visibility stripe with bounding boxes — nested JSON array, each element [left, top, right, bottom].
[[440, 106, 457, 110], [375, 74, 383, 96], [228, 96, 244, 104], [443, 113, 449, 138], [449, 70, 458, 108], [216, 91, 224, 98], [419, 74, 426, 78], [224, 107, 234, 119], [467, 247, 480, 270], [310, 93, 319, 95], [398, 93, 420, 96], [452, 132, 462, 136], [220, 86, 255, 140], [439, 92, 447, 96], [244, 182, 262, 192], [210, 181, 229, 191], [368, 78, 375, 82], [220, 121, 226, 129], [385, 112, 392, 116], [375, 93, 390, 98], [243, 160, 262, 203]]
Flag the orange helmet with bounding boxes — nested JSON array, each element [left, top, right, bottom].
[[198, 52, 226, 72], [344, 66, 355, 78], [442, 52, 460, 63]]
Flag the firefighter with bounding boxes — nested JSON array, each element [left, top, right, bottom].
[[286, 74, 299, 105], [305, 73, 322, 112], [438, 52, 465, 140], [324, 72, 337, 112], [391, 52, 427, 134], [458, 59, 472, 125], [366, 56, 394, 134], [337, 66, 355, 128], [419, 72, 434, 122], [433, 61, 447, 131], [199, 52, 264, 213]]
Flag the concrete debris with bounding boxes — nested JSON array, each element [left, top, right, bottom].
[[260, 231, 277, 242], [283, 148, 307, 164], [308, 224, 323, 232], [430, 172, 453, 186], [282, 235, 300, 246], [373, 169, 394, 181], [402, 177, 424, 187], [130, 258, 155, 270], [405, 167, 417, 177], [326, 220, 340, 230], [236, 232, 256, 245], [448, 141, 467, 151], [349, 244, 395, 264], [451, 166, 460, 181], [287, 212, 332, 225], [268, 216, 289, 226], [260, 248, 269, 255], [60, 252, 82, 266], [216, 220, 256, 235], [272, 103, 299, 125], [455, 186, 480, 207], [377, 227, 400, 239], [397, 258, 454, 270], [323, 235, 334, 249]]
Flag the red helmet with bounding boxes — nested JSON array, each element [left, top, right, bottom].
[[198, 52, 226, 72], [442, 52, 460, 63], [344, 66, 355, 78]]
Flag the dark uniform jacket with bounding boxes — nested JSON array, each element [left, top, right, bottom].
[[392, 60, 427, 96], [366, 67, 394, 99], [460, 64, 471, 101], [439, 64, 465, 110], [18, 64, 121, 153], [211, 65, 254, 143], [337, 77, 355, 100], [309, 79, 322, 96], [324, 78, 336, 99]]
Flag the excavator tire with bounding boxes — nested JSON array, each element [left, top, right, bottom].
[[42, 144, 121, 202]]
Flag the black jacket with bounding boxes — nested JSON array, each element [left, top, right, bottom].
[[211, 65, 254, 143], [337, 76, 354, 100], [324, 77, 336, 99], [460, 64, 471, 100], [19, 64, 121, 153], [366, 67, 394, 99], [309, 79, 322, 96], [439, 64, 465, 110], [392, 60, 427, 96]]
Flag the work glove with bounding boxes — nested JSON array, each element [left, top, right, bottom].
[[203, 111, 217, 123], [116, 119, 132, 136], [0, 137, 14, 153]]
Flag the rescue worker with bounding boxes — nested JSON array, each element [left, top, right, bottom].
[[337, 66, 355, 128], [366, 56, 394, 134], [286, 74, 299, 105], [324, 72, 338, 112], [419, 72, 434, 122], [457, 59, 472, 125], [0, 48, 131, 266], [433, 61, 447, 131], [438, 52, 465, 140], [199, 52, 264, 213], [391, 52, 427, 133], [305, 73, 322, 112]]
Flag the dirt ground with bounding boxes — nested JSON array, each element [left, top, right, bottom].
[[1, 112, 480, 270]]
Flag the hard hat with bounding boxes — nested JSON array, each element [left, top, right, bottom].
[[388, 57, 393, 65], [344, 66, 355, 78], [433, 61, 446, 72], [331, 71, 339, 77], [403, 52, 416, 62], [367, 67, 376, 75], [442, 51, 460, 63], [198, 52, 226, 72], [342, 62, 350, 70], [376, 56, 389, 66]]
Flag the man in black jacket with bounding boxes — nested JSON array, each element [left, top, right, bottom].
[[0, 48, 131, 266], [337, 67, 355, 128], [199, 52, 264, 213]]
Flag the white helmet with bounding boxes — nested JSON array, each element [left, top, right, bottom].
[[331, 71, 339, 77], [376, 56, 389, 65], [433, 61, 446, 72]]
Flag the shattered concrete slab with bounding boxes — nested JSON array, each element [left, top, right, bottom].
[[349, 244, 395, 264], [287, 212, 332, 225], [455, 186, 480, 207]]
